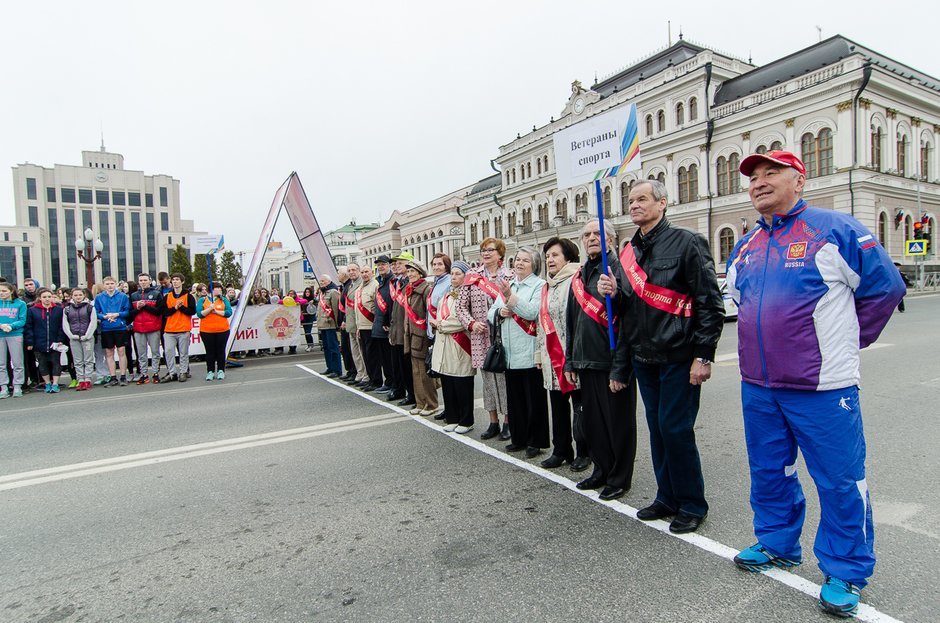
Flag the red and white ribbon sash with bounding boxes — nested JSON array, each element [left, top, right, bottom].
[[619, 244, 693, 317], [355, 288, 374, 323], [572, 269, 614, 329], [540, 283, 577, 393]]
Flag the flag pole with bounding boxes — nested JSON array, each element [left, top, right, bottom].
[[594, 179, 616, 350]]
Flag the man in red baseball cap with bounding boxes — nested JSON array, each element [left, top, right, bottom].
[[726, 149, 905, 617]]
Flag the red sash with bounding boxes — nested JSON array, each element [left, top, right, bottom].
[[390, 280, 407, 305], [426, 289, 437, 321], [355, 288, 374, 323], [376, 290, 388, 314], [441, 294, 471, 356], [512, 314, 537, 336], [619, 244, 693, 317], [318, 293, 334, 319], [463, 273, 503, 302], [404, 279, 427, 330], [572, 269, 614, 329], [540, 284, 577, 393], [338, 292, 347, 314]]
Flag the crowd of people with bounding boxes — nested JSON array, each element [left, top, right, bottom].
[[0, 271, 237, 395], [310, 151, 904, 618], [1, 150, 906, 617]]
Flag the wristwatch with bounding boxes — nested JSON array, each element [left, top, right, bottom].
[[696, 357, 713, 366]]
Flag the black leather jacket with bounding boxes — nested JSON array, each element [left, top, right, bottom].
[[620, 218, 724, 364], [564, 251, 632, 383]]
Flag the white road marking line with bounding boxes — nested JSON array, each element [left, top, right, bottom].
[[0, 413, 404, 491], [0, 377, 305, 416], [298, 365, 904, 623]]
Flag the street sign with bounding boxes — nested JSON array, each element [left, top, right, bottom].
[[302, 258, 314, 275], [905, 239, 927, 256]]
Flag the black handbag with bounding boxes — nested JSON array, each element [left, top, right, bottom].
[[425, 341, 440, 378], [482, 319, 507, 373]]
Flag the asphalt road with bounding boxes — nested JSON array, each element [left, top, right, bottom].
[[1, 294, 937, 622]]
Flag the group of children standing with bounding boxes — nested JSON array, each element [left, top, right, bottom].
[[0, 272, 233, 398]]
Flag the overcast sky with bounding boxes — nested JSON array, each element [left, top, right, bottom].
[[2, 0, 937, 257]]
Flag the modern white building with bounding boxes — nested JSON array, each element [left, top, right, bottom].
[[7, 145, 205, 287], [461, 35, 938, 270]]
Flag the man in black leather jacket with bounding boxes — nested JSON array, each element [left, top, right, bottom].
[[601, 179, 724, 534]]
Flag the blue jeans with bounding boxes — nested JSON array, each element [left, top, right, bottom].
[[633, 358, 707, 517], [319, 329, 342, 374]]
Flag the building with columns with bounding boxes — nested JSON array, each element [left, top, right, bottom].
[[6, 146, 205, 287], [460, 35, 938, 270]]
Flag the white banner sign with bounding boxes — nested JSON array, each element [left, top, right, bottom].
[[189, 304, 303, 355], [552, 103, 641, 190], [192, 235, 225, 255]]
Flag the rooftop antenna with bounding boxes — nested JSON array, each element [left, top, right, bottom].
[[816, 25, 822, 42], [668, 20, 672, 46], [99, 122, 106, 152], [678, 26, 683, 41]]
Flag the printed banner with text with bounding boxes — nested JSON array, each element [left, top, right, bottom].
[[552, 103, 641, 190], [191, 304, 303, 356]]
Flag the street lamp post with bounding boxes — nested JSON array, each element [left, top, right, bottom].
[[75, 228, 104, 288]]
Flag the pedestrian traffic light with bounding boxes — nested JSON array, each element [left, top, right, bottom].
[[914, 222, 924, 239]]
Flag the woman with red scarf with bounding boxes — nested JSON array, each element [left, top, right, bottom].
[[403, 259, 438, 416]]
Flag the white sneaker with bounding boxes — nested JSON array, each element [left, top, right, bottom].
[[0, 389, 9, 399], [455, 425, 473, 434], [442, 423, 458, 432], [409, 408, 423, 415], [305, 345, 312, 352], [419, 409, 438, 417]]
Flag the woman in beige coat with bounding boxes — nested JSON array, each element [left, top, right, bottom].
[[431, 261, 475, 433], [403, 260, 439, 416]]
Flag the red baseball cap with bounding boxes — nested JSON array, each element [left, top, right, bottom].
[[739, 150, 807, 176]]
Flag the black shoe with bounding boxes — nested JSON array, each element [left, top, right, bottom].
[[105, 377, 120, 388], [570, 456, 592, 472], [498, 423, 511, 440], [480, 422, 500, 440], [433, 412, 446, 421], [361, 384, 378, 392], [375, 385, 392, 393], [505, 443, 524, 452], [599, 486, 627, 501], [669, 511, 705, 534], [576, 475, 605, 490], [524, 446, 542, 459], [540, 455, 569, 469], [341, 372, 356, 381], [398, 397, 416, 407], [636, 501, 677, 521], [386, 391, 404, 401]]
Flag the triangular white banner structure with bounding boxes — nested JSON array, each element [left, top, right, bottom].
[[225, 172, 337, 355]]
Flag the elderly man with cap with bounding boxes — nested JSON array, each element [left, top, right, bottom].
[[403, 258, 439, 416], [727, 150, 905, 617], [370, 255, 394, 394], [316, 274, 343, 377], [388, 252, 416, 406]]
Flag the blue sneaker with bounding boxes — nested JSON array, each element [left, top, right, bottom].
[[818, 576, 861, 617], [216, 370, 225, 380], [734, 543, 802, 572], [206, 371, 215, 381], [44, 383, 53, 393], [50, 384, 60, 393]]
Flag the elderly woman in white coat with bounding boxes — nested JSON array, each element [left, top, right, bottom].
[[535, 237, 592, 472], [488, 247, 548, 459], [431, 261, 475, 434]]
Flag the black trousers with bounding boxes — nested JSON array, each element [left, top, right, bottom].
[[340, 330, 356, 375], [373, 337, 392, 385], [202, 331, 229, 373], [359, 330, 384, 386], [548, 388, 589, 461], [505, 367, 550, 449], [23, 341, 39, 384], [442, 375, 474, 426], [390, 343, 414, 399], [579, 368, 637, 490]]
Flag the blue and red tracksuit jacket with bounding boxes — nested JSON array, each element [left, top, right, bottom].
[[726, 199, 905, 391]]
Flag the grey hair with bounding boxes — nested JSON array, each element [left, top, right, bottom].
[[516, 246, 542, 277], [580, 218, 618, 249], [635, 178, 668, 202]]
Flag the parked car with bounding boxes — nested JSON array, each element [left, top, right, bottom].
[[718, 277, 738, 320]]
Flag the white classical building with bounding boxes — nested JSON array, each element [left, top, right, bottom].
[[5, 145, 205, 287], [325, 220, 379, 267], [461, 35, 938, 270]]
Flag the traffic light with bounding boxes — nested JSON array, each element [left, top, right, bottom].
[[914, 222, 924, 239]]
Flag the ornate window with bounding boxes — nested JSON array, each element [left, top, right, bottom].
[[527, 162, 532, 178], [543, 155, 549, 172], [920, 141, 930, 181], [505, 171, 511, 186], [688, 97, 698, 122], [897, 133, 908, 176], [538, 203, 549, 225], [537, 159, 541, 175], [620, 181, 633, 214], [716, 155, 740, 196], [602, 186, 611, 217], [801, 129, 832, 178], [511, 168, 516, 184], [481, 220, 490, 239], [575, 192, 587, 212], [508, 212, 517, 235], [676, 102, 684, 126], [494, 216, 503, 238], [756, 145, 767, 155], [878, 212, 887, 246], [645, 114, 654, 136], [522, 208, 532, 231], [556, 197, 568, 222], [771, 140, 783, 151], [718, 227, 736, 265], [657, 110, 666, 132], [871, 126, 883, 171], [677, 164, 698, 204]]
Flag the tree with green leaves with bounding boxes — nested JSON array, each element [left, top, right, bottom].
[[169, 244, 193, 286], [192, 253, 218, 288], [217, 250, 244, 289]]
